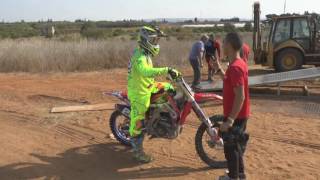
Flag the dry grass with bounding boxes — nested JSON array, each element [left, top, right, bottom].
[[0, 32, 252, 73], [0, 38, 134, 72], [0, 38, 194, 72]]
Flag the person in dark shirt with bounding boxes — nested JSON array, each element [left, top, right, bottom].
[[204, 34, 221, 81], [212, 32, 250, 180]]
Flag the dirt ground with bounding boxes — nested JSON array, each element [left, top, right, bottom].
[[0, 67, 319, 180]]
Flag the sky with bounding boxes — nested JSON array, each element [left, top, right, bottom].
[[0, 0, 319, 22]]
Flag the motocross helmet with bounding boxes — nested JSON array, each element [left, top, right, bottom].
[[138, 26, 166, 56]]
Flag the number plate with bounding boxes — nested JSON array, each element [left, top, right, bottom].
[[122, 107, 130, 117]]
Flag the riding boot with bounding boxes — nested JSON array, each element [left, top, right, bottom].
[[130, 134, 152, 163]]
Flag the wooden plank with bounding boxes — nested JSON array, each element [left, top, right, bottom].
[[51, 103, 114, 113]]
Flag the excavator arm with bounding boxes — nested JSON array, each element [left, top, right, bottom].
[[315, 15, 320, 52], [253, 2, 262, 64]]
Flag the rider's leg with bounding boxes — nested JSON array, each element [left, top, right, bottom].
[[153, 82, 174, 92], [190, 59, 201, 88], [130, 131, 152, 163], [129, 97, 152, 163], [206, 56, 213, 81]]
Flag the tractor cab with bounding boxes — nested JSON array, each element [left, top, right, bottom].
[[253, 2, 320, 71]]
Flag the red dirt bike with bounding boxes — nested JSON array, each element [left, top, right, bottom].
[[105, 74, 226, 167]]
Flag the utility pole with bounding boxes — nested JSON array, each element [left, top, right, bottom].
[[283, 0, 287, 14]]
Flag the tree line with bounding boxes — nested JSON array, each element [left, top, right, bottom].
[[0, 20, 253, 39]]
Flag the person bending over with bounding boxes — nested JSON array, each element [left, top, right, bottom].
[[204, 33, 221, 81], [189, 35, 208, 89]]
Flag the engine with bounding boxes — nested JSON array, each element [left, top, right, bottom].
[[145, 102, 180, 139]]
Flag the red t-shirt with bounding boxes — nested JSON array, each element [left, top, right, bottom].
[[214, 40, 221, 58], [241, 43, 250, 63], [223, 58, 250, 119]]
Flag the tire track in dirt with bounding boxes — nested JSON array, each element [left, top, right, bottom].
[[0, 109, 41, 121], [0, 110, 108, 146], [0, 110, 46, 131], [184, 120, 320, 151], [251, 134, 320, 151], [151, 150, 201, 167], [54, 124, 106, 144], [28, 94, 89, 104]]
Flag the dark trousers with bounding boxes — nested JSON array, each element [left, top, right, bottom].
[[222, 119, 248, 179], [205, 56, 214, 80], [189, 59, 201, 86]]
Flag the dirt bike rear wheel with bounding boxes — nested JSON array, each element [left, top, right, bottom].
[[110, 110, 131, 146], [195, 120, 227, 168]]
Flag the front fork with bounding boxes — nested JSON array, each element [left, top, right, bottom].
[[176, 79, 221, 141], [191, 101, 221, 142]]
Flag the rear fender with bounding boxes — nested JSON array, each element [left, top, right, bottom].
[[115, 104, 131, 119]]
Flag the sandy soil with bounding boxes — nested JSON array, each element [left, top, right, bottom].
[[0, 68, 319, 180]]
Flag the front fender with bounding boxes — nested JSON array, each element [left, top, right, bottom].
[[274, 40, 305, 54], [194, 92, 223, 103], [115, 104, 131, 119]]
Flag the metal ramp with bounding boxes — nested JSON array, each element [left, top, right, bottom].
[[197, 67, 320, 92]]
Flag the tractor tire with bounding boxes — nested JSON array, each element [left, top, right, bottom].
[[275, 48, 303, 72]]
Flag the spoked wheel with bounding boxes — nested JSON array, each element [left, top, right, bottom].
[[110, 111, 131, 146], [195, 120, 227, 168]]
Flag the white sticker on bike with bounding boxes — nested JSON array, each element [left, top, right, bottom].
[[122, 108, 130, 117]]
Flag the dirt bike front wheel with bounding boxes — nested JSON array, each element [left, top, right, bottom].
[[109, 110, 131, 146], [195, 120, 227, 168]]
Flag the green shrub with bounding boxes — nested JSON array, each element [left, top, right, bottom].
[[223, 23, 236, 32], [0, 23, 39, 39], [243, 22, 253, 32], [112, 28, 125, 37]]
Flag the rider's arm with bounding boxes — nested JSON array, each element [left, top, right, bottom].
[[228, 67, 245, 120], [214, 59, 225, 80], [229, 85, 245, 120], [198, 53, 203, 67], [214, 41, 220, 62], [214, 41, 221, 59], [136, 56, 168, 77], [217, 68, 225, 80]]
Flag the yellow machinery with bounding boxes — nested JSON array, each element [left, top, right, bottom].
[[253, 2, 320, 72]]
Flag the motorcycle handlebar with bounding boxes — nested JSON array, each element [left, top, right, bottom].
[[167, 73, 182, 83]]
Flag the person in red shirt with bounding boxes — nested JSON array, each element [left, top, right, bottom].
[[240, 42, 250, 63], [214, 34, 222, 59], [212, 32, 250, 180]]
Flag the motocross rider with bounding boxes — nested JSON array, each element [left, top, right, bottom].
[[127, 26, 180, 163]]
